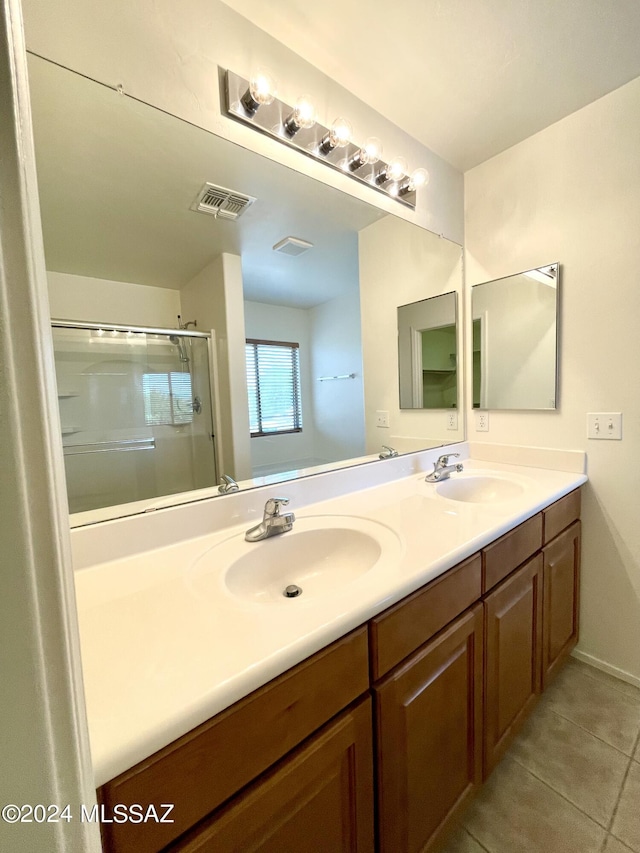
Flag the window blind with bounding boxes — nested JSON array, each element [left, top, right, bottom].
[[142, 372, 193, 426], [245, 339, 302, 436]]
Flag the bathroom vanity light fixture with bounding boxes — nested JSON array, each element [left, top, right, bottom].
[[375, 156, 409, 186], [319, 117, 353, 153], [283, 95, 317, 136], [398, 167, 430, 196], [224, 68, 423, 209], [348, 136, 383, 171], [240, 68, 277, 115]]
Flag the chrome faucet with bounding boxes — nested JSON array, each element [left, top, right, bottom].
[[379, 445, 398, 459], [245, 497, 295, 542], [425, 453, 464, 482], [218, 474, 239, 494]]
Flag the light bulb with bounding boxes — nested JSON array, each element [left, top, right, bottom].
[[320, 117, 353, 154], [399, 167, 430, 196], [349, 136, 383, 171], [241, 67, 277, 114], [409, 167, 429, 190], [375, 155, 408, 185], [387, 156, 408, 181], [283, 95, 317, 136], [329, 117, 353, 148]]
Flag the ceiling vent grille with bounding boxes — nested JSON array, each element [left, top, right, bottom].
[[191, 183, 256, 220], [272, 236, 314, 256]]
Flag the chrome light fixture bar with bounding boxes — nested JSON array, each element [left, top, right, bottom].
[[224, 70, 419, 210]]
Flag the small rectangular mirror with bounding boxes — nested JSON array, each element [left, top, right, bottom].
[[472, 264, 559, 410], [398, 291, 458, 410]]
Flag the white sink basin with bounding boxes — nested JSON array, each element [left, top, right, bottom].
[[190, 516, 402, 605], [435, 474, 526, 503]]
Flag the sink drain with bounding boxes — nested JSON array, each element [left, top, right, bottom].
[[283, 584, 302, 598]]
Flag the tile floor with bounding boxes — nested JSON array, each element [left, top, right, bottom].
[[441, 658, 640, 853]]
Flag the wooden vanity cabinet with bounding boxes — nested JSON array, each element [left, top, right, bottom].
[[98, 627, 370, 853], [542, 520, 581, 687], [97, 489, 582, 853], [483, 554, 543, 776], [168, 697, 374, 853], [374, 605, 484, 853]]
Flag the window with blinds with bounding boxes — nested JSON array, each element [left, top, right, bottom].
[[245, 339, 303, 436], [142, 372, 193, 426]]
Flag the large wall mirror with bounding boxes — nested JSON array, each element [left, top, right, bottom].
[[472, 264, 559, 410], [28, 54, 464, 523]]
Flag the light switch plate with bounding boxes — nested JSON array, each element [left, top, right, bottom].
[[587, 412, 622, 440], [375, 410, 390, 428], [475, 411, 489, 432]]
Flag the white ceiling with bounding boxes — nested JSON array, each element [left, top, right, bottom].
[[220, 0, 640, 171]]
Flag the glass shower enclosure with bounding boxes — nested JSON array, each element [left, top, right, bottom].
[[52, 321, 218, 515]]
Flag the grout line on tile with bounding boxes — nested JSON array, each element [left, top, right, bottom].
[[605, 756, 634, 836], [608, 833, 638, 853], [545, 705, 640, 758], [570, 662, 640, 703], [463, 825, 493, 853], [633, 727, 640, 766], [509, 754, 616, 831]]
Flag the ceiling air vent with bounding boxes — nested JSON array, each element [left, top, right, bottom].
[[272, 236, 314, 257], [191, 183, 256, 220]]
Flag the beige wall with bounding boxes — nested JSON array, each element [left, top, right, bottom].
[[181, 254, 251, 479], [465, 76, 640, 684], [47, 271, 181, 328]]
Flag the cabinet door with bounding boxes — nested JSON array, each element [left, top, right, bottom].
[[375, 605, 483, 853], [169, 697, 374, 853], [543, 520, 581, 688], [484, 554, 543, 777]]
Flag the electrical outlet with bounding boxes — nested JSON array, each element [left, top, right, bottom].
[[375, 410, 390, 428], [447, 411, 458, 430], [587, 412, 622, 440], [475, 411, 489, 432]]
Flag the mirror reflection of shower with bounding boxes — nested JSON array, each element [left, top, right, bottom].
[[51, 320, 218, 516]]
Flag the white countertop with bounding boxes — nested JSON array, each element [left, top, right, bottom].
[[72, 450, 587, 786]]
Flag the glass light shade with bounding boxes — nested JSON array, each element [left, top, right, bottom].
[[293, 95, 316, 129], [360, 136, 383, 165], [328, 117, 353, 149], [409, 167, 430, 190], [386, 156, 408, 182], [249, 68, 276, 106]]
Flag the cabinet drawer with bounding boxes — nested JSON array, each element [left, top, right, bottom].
[[482, 514, 542, 593], [543, 489, 581, 544], [99, 627, 369, 853], [169, 697, 374, 853], [369, 554, 482, 680]]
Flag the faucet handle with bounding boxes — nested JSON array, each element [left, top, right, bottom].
[[439, 452, 460, 465], [264, 497, 290, 517], [379, 445, 399, 459], [218, 474, 239, 494]]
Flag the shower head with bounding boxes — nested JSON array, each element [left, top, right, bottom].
[[169, 334, 190, 364]]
